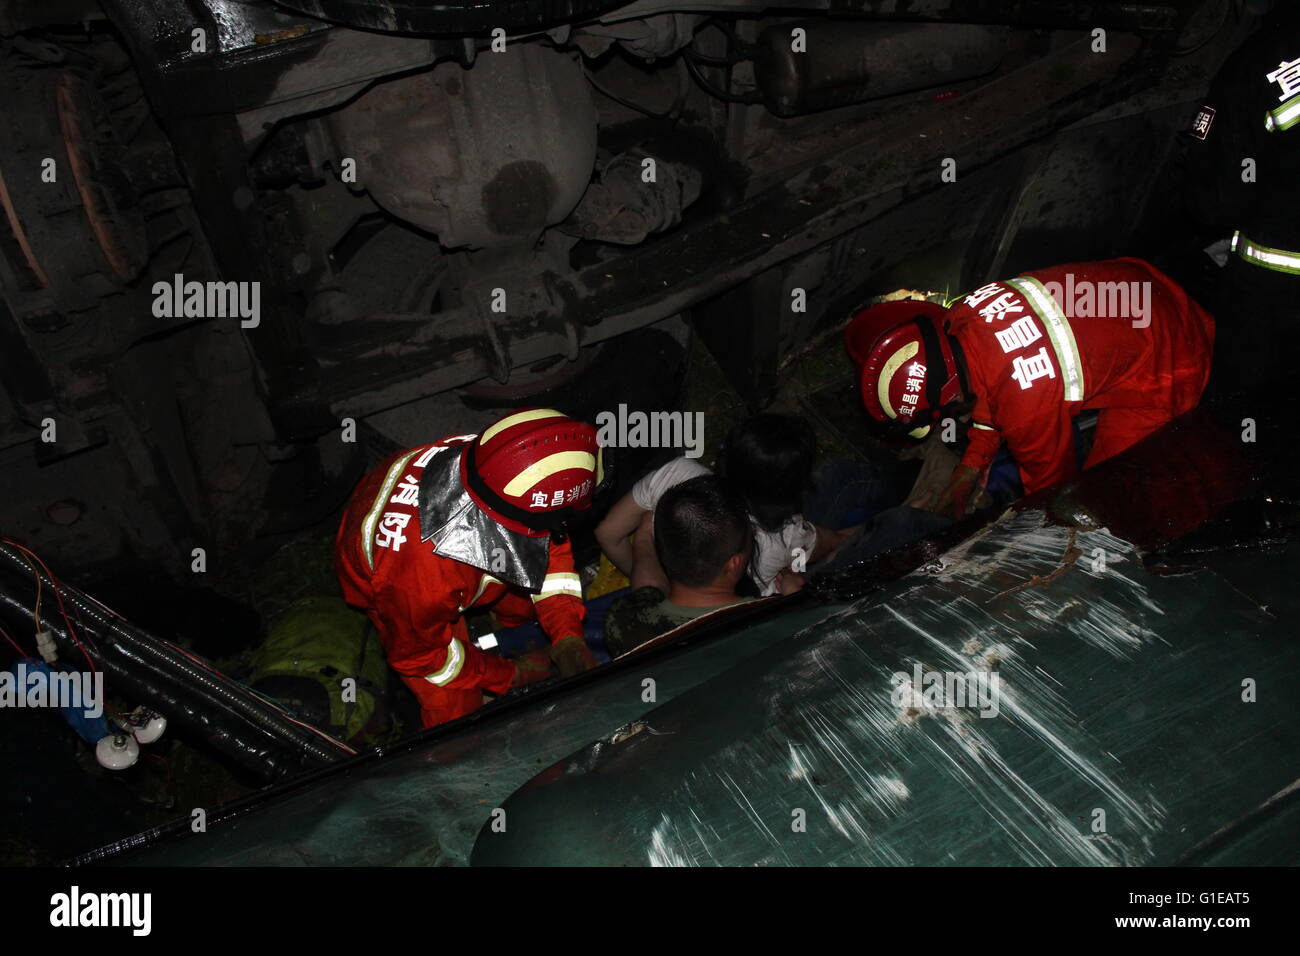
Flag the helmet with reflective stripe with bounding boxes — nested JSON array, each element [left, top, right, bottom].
[[461, 408, 603, 537], [844, 300, 939, 365], [848, 301, 962, 440]]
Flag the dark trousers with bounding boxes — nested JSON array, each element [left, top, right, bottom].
[[804, 459, 954, 575]]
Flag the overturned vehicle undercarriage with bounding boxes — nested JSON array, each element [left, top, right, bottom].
[[0, 0, 1241, 577], [2, 0, 1297, 867]]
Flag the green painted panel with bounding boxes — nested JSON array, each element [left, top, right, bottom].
[[472, 509, 1300, 866], [109, 602, 837, 866]]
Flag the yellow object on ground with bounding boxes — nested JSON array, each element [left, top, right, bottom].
[[588, 552, 630, 599]]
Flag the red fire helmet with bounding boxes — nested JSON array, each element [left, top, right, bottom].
[[461, 408, 604, 537], [846, 301, 962, 439], [844, 300, 943, 365]]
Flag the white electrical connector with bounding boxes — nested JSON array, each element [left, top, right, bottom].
[[125, 706, 167, 745], [35, 629, 57, 663]]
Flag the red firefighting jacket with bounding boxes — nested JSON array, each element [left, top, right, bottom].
[[335, 437, 585, 694], [947, 258, 1215, 494]]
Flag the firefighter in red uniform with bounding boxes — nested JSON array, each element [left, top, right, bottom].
[[336, 408, 603, 728], [1184, 3, 1300, 394], [849, 258, 1215, 515]]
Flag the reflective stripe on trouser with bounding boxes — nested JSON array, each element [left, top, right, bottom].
[[531, 571, 582, 604], [1231, 232, 1300, 275]]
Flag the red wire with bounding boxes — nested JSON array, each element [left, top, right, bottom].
[[145, 752, 174, 798], [1, 539, 98, 675], [0, 622, 27, 658], [1, 540, 356, 756], [81, 591, 126, 620]]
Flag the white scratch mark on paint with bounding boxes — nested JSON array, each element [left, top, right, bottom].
[[647, 814, 692, 867], [632, 509, 1178, 866], [717, 771, 783, 848], [882, 596, 1167, 864]]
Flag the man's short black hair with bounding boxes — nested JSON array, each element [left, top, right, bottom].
[[654, 475, 752, 589], [720, 414, 816, 533]]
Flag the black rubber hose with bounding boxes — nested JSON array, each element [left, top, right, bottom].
[[0, 586, 301, 778], [0, 545, 346, 765], [0, 546, 330, 755], [59, 591, 342, 763]]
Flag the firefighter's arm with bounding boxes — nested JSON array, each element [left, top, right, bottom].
[[956, 367, 1003, 474], [935, 464, 981, 518], [960, 421, 1002, 474], [379, 580, 515, 695], [939, 375, 1002, 517], [1004, 404, 1077, 495], [934, 420, 999, 517], [534, 536, 599, 677]]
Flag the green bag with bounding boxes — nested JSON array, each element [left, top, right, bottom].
[[250, 596, 398, 748]]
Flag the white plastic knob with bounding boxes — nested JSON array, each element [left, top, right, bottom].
[[134, 713, 167, 745], [95, 734, 140, 770]]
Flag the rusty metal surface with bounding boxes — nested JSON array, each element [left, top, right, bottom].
[[306, 32, 1151, 418], [326, 43, 596, 249]]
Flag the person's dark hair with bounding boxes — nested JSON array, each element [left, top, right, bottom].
[[653, 476, 752, 588], [719, 414, 816, 532]]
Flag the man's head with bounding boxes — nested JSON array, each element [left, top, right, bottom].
[[462, 408, 604, 537], [653, 475, 752, 593], [847, 301, 966, 440]]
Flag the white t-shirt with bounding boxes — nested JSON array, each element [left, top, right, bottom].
[[631, 458, 817, 597], [748, 515, 818, 597], [631, 456, 711, 510]]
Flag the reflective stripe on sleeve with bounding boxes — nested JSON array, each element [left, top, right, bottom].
[[360, 450, 420, 571], [1266, 97, 1300, 133], [1005, 277, 1085, 401], [424, 638, 466, 687], [1232, 231, 1300, 275], [531, 571, 583, 603], [470, 573, 502, 607]]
